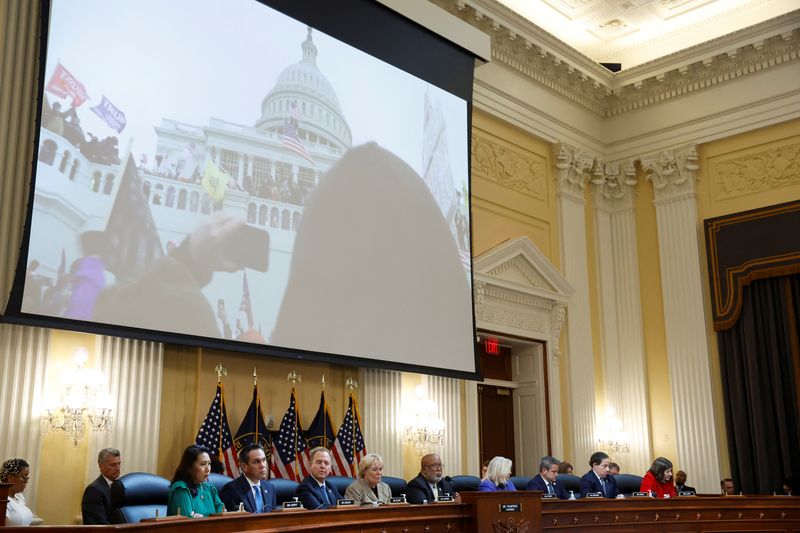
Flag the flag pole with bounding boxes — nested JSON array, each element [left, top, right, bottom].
[[215, 363, 228, 463], [321, 374, 328, 448], [253, 367, 258, 444], [346, 377, 358, 477], [287, 371, 301, 480]]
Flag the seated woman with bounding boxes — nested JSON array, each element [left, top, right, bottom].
[[2, 458, 33, 526], [167, 445, 225, 517], [640, 457, 677, 498], [344, 453, 392, 506], [479, 456, 516, 491]]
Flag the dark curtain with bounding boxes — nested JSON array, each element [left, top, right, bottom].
[[718, 274, 800, 494]]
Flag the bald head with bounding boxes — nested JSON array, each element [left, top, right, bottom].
[[420, 454, 444, 483]]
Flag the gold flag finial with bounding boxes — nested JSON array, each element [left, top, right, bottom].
[[287, 370, 301, 386], [321, 373, 326, 390], [345, 377, 358, 392], [215, 363, 227, 383], [253, 367, 258, 386]]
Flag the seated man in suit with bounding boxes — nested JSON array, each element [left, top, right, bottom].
[[219, 443, 276, 512], [674, 470, 696, 493], [82, 447, 122, 524], [406, 453, 460, 504], [526, 456, 570, 499], [295, 447, 342, 509], [580, 451, 621, 498]]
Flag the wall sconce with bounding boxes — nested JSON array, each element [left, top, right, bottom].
[[596, 406, 630, 454], [42, 347, 113, 446], [402, 385, 445, 453]]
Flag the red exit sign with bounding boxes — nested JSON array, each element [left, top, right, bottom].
[[484, 338, 500, 355]]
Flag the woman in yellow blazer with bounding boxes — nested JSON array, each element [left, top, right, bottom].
[[344, 453, 393, 506]]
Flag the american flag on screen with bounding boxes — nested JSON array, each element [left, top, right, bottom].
[[195, 383, 237, 478], [283, 113, 314, 165], [331, 394, 367, 478], [270, 388, 310, 480]]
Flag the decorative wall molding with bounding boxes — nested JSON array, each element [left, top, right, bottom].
[[553, 143, 597, 202], [472, 133, 547, 198], [433, 0, 800, 118], [709, 140, 800, 200]]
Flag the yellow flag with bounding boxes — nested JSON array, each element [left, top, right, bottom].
[[201, 160, 230, 202]]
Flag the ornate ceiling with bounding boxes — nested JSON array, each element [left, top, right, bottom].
[[494, 0, 799, 68]]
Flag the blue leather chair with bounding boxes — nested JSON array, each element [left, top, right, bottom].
[[325, 475, 354, 498], [450, 475, 480, 492], [614, 474, 644, 496], [269, 478, 300, 506], [510, 476, 531, 490], [557, 473, 581, 498], [382, 476, 408, 497], [207, 472, 233, 493], [110, 472, 170, 523]]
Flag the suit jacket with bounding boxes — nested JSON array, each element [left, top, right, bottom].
[[218, 475, 277, 513], [676, 484, 696, 494], [344, 478, 393, 506], [81, 475, 113, 525], [478, 479, 517, 492], [526, 474, 570, 499], [406, 474, 456, 504], [295, 475, 343, 509], [580, 471, 619, 498]]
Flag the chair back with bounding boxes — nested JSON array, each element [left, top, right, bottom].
[[509, 476, 531, 490], [557, 473, 581, 498], [207, 472, 233, 493], [382, 476, 408, 497], [326, 476, 353, 497], [110, 472, 170, 523], [449, 475, 480, 492], [268, 478, 300, 506], [614, 474, 643, 496]]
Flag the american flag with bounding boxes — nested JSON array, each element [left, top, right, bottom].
[[270, 388, 309, 480], [331, 394, 367, 477], [282, 117, 314, 165], [195, 383, 237, 478]]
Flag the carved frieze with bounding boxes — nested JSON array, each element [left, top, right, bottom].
[[472, 133, 545, 198], [475, 303, 546, 333], [711, 142, 800, 200], [553, 143, 599, 201]]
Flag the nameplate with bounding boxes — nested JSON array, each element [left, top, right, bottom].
[[631, 492, 650, 497], [437, 495, 454, 502], [282, 501, 304, 511], [499, 503, 521, 512], [586, 492, 604, 498], [679, 491, 696, 497], [541, 493, 557, 499], [336, 498, 356, 506], [388, 497, 408, 504]]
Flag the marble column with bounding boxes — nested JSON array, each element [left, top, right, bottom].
[[591, 161, 651, 473], [553, 143, 598, 464], [641, 146, 721, 493]]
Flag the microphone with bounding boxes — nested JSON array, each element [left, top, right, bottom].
[[497, 482, 506, 490]]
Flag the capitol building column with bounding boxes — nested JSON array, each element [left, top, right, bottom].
[[553, 143, 598, 465], [641, 146, 721, 493]]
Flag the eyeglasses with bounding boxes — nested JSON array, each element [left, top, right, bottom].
[[16, 475, 29, 483], [424, 463, 444, 469]]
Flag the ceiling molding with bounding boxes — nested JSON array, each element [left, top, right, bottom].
[[434, 0, 800, 118]]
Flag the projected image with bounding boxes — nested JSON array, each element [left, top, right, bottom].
[[24, 0, 473, 370]]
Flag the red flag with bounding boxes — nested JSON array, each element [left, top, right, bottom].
[[46, 63, 89, 107]]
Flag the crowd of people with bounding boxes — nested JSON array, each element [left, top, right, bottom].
[[42, 102, 120, 165], [4, 446, 797, 525]]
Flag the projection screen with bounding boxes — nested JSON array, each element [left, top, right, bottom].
[[6, 0, 478, 377]]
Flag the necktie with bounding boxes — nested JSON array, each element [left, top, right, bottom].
[[252, 485, 262, 512], [320, 484, 330, 505], [600, 478, 607, 496], [548, 483, 553, 494]]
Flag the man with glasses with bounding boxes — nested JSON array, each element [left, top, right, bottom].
[[406, 454, 460, 504]]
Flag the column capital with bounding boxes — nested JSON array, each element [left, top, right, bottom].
[[550, 303, 566, 359], [591, 159, 637, 212], [640, 145, 699, 203], [553, 142, 600, 202]]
